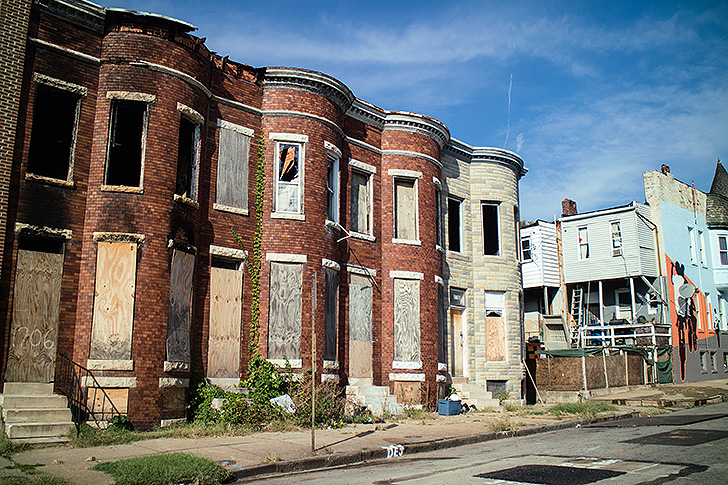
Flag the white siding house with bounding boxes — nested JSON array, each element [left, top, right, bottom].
[[521, 221, 560, 342]]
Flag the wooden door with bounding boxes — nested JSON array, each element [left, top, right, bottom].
[[207, 264, 242, 378], [450, 309, 464, 377], [6, 249, 63, 382], [349, 273, 373, 378]]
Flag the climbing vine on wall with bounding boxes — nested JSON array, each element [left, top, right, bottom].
[[232, 135, 266, 362]]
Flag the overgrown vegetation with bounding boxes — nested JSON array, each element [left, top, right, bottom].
[[489, 415, 515, 432], [0, 474, 70, 485], [547, 402, 617, 420], [92, 452, 230, 485]]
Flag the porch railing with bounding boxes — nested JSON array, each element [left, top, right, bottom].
[[55, 352, 123, 434], [575, 321, 671, 348]]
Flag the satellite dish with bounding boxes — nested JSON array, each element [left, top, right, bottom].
[[679, 283, 696, 298]]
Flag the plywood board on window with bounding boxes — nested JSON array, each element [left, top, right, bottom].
[[395, 179, 416, 240], [161, 387, 186, 419], [486, 316, 506, 361], [349, 273, 373, 378], [167, 249, 195, 364], [393, 278, 420, 363], [324, 267, 338, 361], [217, 128, 249, 210], [90, 242, 137, 360], [207, 266, 242, 379], [268, 262, 303, 360], [351, 172, 368, 233], [86, 388, 128, 421], [6, 250, 63, 382]]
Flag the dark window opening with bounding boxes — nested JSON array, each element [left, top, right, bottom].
[[18, 235, 64, 254], [27, 85, 78, 180], [176, 117, 198, 198], [210, 256, 238, 271], [448, 197, 461, 252], [482, 203, 499, 255], [106, 100, 145, 187], [435, 188, 442, 247]]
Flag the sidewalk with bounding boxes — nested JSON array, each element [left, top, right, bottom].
[[5, 378, 728, 484]]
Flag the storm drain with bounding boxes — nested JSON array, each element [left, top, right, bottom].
[[591, 413, 728, 427], [474, 464, 624, 484], [625, 429, 728, 446]]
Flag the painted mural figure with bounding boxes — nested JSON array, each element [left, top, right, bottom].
[[672, 261, 698, 381]]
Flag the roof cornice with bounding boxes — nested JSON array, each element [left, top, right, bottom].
[[264, 67, 355, 114], [384, 112, 450, 150], [444, 139, 527, 178]]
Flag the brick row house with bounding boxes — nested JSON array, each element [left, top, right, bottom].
[[0, 0, 526, 433]]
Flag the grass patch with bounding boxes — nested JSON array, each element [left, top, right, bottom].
[[92, 452, 230, 485], [0, 475, 71, 485], [547, 402, 617, 420], [401, 407, 435, 420], [489, 415, 514, 432]]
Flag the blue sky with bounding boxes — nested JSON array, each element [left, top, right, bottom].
[[106, 0, 727, 221]]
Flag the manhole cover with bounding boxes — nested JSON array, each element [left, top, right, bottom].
[[591, 414, 728, 427], [625, 429, 728, 446], [475, 464, 624, 484]]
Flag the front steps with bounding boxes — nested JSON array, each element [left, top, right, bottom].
[[451, 377, 502, 410], [346, 378, 404, 416], [1, 383, 74, 443]]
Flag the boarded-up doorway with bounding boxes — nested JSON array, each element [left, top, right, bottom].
[[6, 238, 64, 382], [207, 257, 243, 380], [167, 249, 195, 366], [450, 308, 465, 377], [349, 273, 373, 378]]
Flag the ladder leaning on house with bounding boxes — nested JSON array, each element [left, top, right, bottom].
[[570, 287, 584, 346]]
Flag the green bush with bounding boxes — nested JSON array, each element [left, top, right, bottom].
[[107, 415, 134, 432], [242, 355, 292, 403], [190, 379, 229, 423], [290, 371, 345, 427]]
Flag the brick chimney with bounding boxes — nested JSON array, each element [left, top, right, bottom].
[[661, 164, 670, 175], [561, 198, 577, 217]]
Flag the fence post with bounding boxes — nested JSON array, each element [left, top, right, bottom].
[[581, 354, 588, 392]]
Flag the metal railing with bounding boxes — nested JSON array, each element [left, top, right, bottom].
[[575, 321, 671, 348], [55, 352, 123, 434]]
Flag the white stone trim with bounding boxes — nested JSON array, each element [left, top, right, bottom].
[[213, 203, 249, 216], [268, 358, 303, 368], [33, 73, 88, 96], [159, 377, 189, 388], [346, 264, 376, 277], [435, 275, 444, 286], [130, 61, 211, 98], [100, 184, 144, 194], [177, 103, 204, 124], [321, 374, 340, 383], [387, 168, 422, 179], [29, 38, 100, 65], [25, 173, 75, 188], [322, 259, 341, 271], [217, 119, 254, 137], [432, 176, 442, 188], [324, 141, 342, 158], [345, 136, 383, 155], [87, 360, 133, 371], [265, 111, 345, 139], [437, 362, 448, 372], [93, 232, 146, 244], [392, 360, 422, 370], [106, 91, 156, 103], [163, 361, 190, 372], [384, 150, 441, 169], [271, 212, 306, 221], [266, 253, 307, 263], [392, 238, 422, 246], [210, 245, 247, 261], [436, 374, 446, 382], [388, 373, 425, 382], [351, 232, 376, 242], [323, 360, 340, 370], [213, 95, 263, 116], [349, 158, 376, 174], [269, 132, 309, 143], [161, 418, 186, 427], [83, 377, 137, 388], [390, 270, 424, 280], [174, 193, 200, 208], [208, 378, 241, 388], [15, 223, 72, 240]]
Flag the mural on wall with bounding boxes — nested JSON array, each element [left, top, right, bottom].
[[671, 261, 698, 381]]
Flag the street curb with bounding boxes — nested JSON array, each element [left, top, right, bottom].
[[231, 411, 641, 481]]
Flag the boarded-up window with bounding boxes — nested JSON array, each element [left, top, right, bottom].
[[217, 125, 250, 210], [324, 267, 338, 361], [175, 117, 200, 200], [485, 291, 506, 361], [276, 143, 302, 213], [167, 249, 195, 365], [394, 179, 417, 240], [268, 262, 303, 360], [482, 203, 499, 255], [448, 197, 462, 252], [27, 85, 79, 181], [435, 188, 442, 247], [393, 278, 420, 363], [207, 257, 242, 378], [349, 273, 373, 378], [327, 155, 339, 223], [106, 100, 146, 187], [6, 238, 64, 382], [351, 171, 371, 235], [90, 242, 137, 360]]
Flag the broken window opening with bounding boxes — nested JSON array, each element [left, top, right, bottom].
[[611, 221, 623, 257], [27, 85, 80, 181], [175, 116, 200, 200], [106, 100, 146, 187], [276, 143, 302, 213], [351, 170, 372, 235], [482, 202, 500, 256], [448, 197, 462, 252]]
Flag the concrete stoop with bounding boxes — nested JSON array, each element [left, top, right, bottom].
[[458, 384, 501, 410], [1, 383, 73, 444], [346, 378, 404, 416]]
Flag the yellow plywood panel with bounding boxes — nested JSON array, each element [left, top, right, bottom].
[[87, 387, 129, 421], [486, 316, 506, 361], [208, 266, 242, 378], [6, 250, 63, 382], [90, 242, 137, 360], [167, 249, 195, 364]]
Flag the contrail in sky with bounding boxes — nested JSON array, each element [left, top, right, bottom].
[[504, 73, 513, 148]]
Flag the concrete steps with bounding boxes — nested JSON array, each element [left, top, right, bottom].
[[453, 381, 502, 410], [346, 379, 403, 416], [1, 383, 74, 443]]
